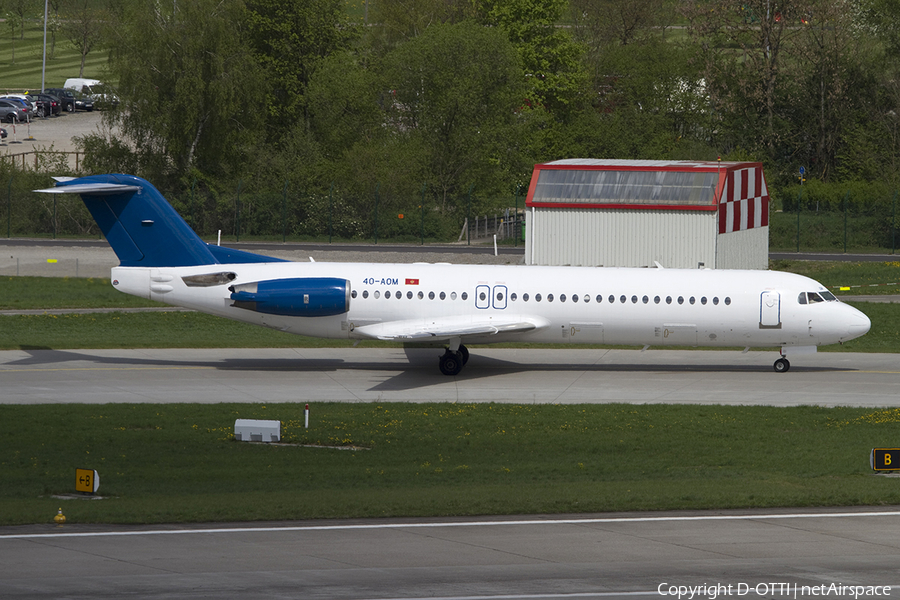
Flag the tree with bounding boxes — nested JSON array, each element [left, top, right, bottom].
[[244, 0, 359, 140], [476, 0, 589, 121], [101, 0, 264, 181], [368, 0, 475, 50], [61, 0, 105, 76], [381, 21, 526, 210]]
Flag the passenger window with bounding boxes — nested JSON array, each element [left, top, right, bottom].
[[351, 290, 357, 298], [523, 293, 530, 301], [619, 295, 626, 303], [384, 291, 391, 299], [440, 292, 446, 300], [479, 291, 487, 301], [572, 294, 578, 303], [596, 295, 603, 303], [428, 291, 435, 300], [496, 292, 504, 301], [584, 294, 590, 303], [536, 294, 542, 302], [724, 297, 731, 305], [418, 291, 424, 299], [511, 293, 517, 301], [461, 292, 468, 301], [451, 292, 457, 300], [363, 290, 369, 299], [560, 294, 566, 302], [689, 297, 696, 305], [677, 296, 684, 305], [642, 295, 649, 304], [631, 295, 638, 304], [798, 292, 807, 305], [701, 296, 707, 305], [666, 296, 672, 304], [407, 291, 413, 299], [375, 291, 381, 299], [608, 295, 614, 303], [548, 294, 554, 302], [713, 297, 719, 305], [654, 296, 660, 304]]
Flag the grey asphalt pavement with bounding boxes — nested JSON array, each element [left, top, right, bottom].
[[2, 347, 898, 406], [3, 509, 900, 599]]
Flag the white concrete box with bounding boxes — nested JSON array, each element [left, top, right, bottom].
[[234, 419, 281, 443]]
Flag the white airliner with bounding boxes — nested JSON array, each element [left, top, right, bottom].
[[37, 174, 871, 375]]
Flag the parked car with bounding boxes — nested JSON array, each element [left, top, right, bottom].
[[0, 96, 34, 119], [63, 77, 118, 108], [0, 99, 28, 122], [43, 88, 76, 112], [31, 93, 62, 117], [71, 91, 94, 112], [1, 127, 6, 139]]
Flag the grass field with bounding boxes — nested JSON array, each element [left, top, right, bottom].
[[0, 21, 110, 91], [3, 402, 900, 526]]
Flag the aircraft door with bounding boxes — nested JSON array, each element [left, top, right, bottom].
[[475, 285, 490, 309], [760, 291, 781, 328], [492, 285, 508, 310]]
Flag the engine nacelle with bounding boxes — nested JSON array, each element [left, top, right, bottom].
[[229, 277, 350, 317]]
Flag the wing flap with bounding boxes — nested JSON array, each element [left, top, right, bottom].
[[354, 316, 548, 342]]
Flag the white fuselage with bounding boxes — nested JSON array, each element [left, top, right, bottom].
[[110, 261, 870, 353]]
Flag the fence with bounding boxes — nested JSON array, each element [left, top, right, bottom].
[[0, 150, 85, 173], [770, 187, 900, 254], [1, 172, 527, 246]]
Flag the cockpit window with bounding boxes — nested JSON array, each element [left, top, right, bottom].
[[800, 291, 834, 305]]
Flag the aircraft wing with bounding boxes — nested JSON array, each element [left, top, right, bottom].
[[354, 315, 549, 342]]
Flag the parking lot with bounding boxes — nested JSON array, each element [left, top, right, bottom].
[[1, 109, 107, 154]]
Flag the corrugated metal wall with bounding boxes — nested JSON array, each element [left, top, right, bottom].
[[527, 208, 718, 269], [716, 226, 769, 270]]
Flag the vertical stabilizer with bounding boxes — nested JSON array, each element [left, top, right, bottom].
[[36, 174, 219, 267]]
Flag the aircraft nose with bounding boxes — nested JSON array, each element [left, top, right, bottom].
[[846, 309, 871, 340]]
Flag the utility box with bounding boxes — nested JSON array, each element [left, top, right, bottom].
[[234, 419, 281, 443]]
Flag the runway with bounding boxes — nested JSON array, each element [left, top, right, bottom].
[[3, 509, 900, 599], [1, 347, 899, 406], [6, 348, 900, 598]]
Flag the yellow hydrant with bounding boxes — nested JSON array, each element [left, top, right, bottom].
[[53, 508, 66, 525]]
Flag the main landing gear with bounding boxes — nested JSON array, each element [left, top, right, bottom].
[[439, 344, 469, 376], [773, 357, 790, 373]]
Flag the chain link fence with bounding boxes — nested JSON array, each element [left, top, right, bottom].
[[1, 165, 526, 245]]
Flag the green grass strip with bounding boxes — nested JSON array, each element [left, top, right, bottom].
[[3, 403, 900, 525]]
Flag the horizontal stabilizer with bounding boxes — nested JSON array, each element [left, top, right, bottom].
[[34, 183, 141, 195]]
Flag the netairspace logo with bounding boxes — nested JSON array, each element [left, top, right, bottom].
[[657, 583, 893, 600]]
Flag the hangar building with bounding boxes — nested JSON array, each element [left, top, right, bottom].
[[523, 159, 769, 269]]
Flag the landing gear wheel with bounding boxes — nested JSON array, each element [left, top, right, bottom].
[[774, 358, 790, 373], [439, 350, 463, 376], [458, 344, 469, 365]]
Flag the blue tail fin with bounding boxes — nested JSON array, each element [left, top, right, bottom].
[[35, 174, 282, 268]]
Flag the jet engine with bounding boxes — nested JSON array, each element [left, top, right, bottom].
[[229, 277, 350, 317]]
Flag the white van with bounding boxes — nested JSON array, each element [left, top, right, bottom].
[[63, 78, 118, 108]]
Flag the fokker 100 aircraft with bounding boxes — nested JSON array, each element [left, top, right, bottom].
[[37, 174, 871, 375]]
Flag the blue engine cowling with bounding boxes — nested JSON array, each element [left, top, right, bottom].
[[229, 277, 350, 317]]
